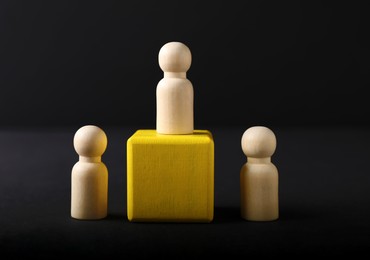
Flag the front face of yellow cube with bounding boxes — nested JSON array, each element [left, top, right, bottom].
[[127, 130, 214, 222]]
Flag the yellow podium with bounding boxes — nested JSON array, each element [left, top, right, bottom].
[[127, 130, 214, 222]]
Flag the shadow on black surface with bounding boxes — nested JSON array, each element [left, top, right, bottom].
[[279, 205, 319, 221], [104, 208, 243, 224], [214, 205, 319, 223], [92, 206, 317, 223], [213, 206, 242, 224], [106, 212, 127, 222]]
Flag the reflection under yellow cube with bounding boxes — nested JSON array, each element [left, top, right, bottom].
[[127, 130, 214, 222]]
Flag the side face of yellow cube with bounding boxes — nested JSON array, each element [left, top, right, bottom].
[[127, 130, 214, 222]]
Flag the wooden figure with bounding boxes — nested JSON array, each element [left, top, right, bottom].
[[156, 41, 194, 134], [240, 126, 279, 221], [71, 125, 108, 220]]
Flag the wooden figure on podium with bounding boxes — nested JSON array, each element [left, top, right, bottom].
[[71, 125, 108, 220], [127, 42, 214, 222], [156, 41, 193, 134], [240, 126, 279, 221]]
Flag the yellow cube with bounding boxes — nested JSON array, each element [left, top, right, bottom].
[[127, 130, 214, 222]]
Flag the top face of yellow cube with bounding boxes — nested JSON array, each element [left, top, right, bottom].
[[128, 130, 214, 145]]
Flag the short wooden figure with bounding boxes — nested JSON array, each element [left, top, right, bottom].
[[240, 126, 279, 221], [71, 125, 108, 220], [127, 41, 214, 222]]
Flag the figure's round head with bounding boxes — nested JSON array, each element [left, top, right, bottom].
[[241, 126, 276, 158], [158, 42, 192, 73], [73, 125, 107, 157]]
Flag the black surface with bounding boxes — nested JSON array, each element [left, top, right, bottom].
[[1, 0, 369, 126], [1, 126, 370, 257]]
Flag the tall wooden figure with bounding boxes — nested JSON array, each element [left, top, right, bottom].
[[127, 42, 214, 222], [156, 41, 193, 134], [240, 126, 279, 221], [71, 125, 108, 220]]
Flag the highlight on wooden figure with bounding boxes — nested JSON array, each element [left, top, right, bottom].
[[156, 41, 194, 134], [240, 126, 279, 221], [71, 125, 108, 220]]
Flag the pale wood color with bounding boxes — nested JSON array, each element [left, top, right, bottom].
[[240, 126, 279, 221], [71, 125, 108, 220], [156, 41, 194, 134]]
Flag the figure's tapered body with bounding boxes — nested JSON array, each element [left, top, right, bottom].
[[156, 77, 193, 134], [71, 159, 108, 220], [240, 158, 278, 221]]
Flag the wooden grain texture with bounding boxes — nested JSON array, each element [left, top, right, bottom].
[[127, 130, 214, 222]]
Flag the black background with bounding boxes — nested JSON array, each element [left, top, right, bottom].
[[1, 0, 369, 127], [1, 1, 370, 258]]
